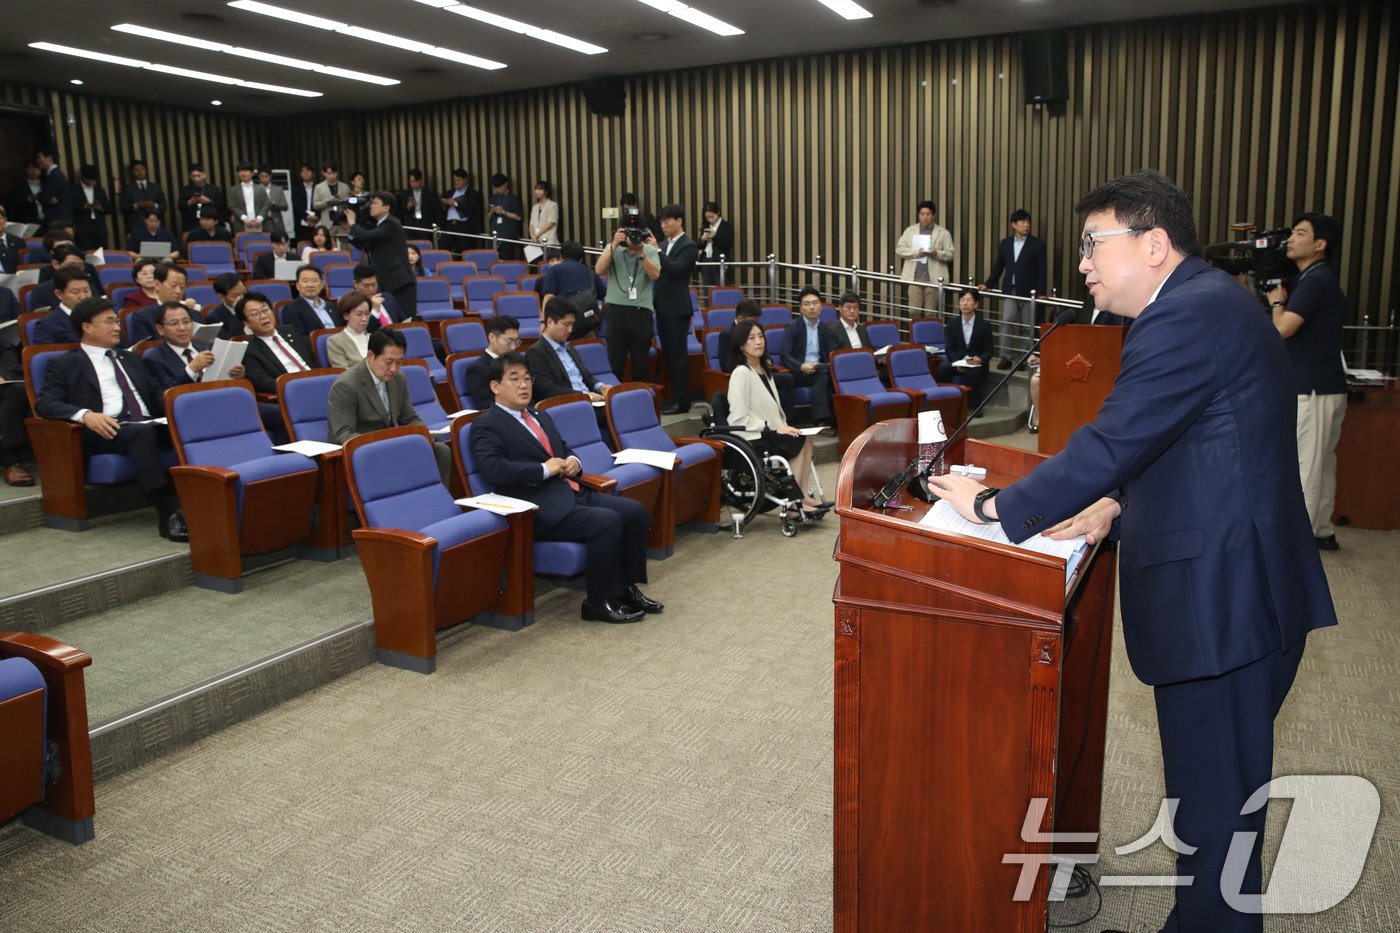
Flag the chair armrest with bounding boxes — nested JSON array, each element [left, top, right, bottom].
[[673, 437, 727, 455], [352, 527, 437, 551], [580, 472, 618, 493], [0, 632, 92, 672], [169, 464, 240, 483], [255, 391, 277, 403], [892, 387, 926, 408]]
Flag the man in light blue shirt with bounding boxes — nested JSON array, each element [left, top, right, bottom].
[[524, 298, 615, 404]]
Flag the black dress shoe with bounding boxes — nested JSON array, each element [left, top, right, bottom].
[[1316, 534, 1340, 551], [160, 511, 189, 542], [581, 598, 643, 623], [622, 585, 664, 614]]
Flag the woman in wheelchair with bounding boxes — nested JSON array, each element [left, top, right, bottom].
[[727, 319, 828, 520]]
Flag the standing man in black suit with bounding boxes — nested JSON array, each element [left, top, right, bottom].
[[33, 298, 188, 540], [398, 169, 443, 230], [937, 288, 994, 409], [653, 203, 698, 414], [178, 163, 224, 234], [72, 165, 113, 250], [35, 148, 72, 224], [441, 169, 482, 244], [526, 299, 616, 404], [291, 163, 319, 245], [346, 192, 416, 320], [828, 290, 872, 351], [469, 351, 659, 624], [981, 208, 1048, 367], [118, 160, 168, 238]]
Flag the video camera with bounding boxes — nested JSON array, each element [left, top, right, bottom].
[[1202, 223, 1295, 304], [327, 195, 369, 226], [621, 206, 648, 244]]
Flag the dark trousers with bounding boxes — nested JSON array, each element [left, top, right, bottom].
[[257, 401, 290, 446], [81, 420, 176, 516], [655, 313, 691, 406], [390, 280, 417, 321], [1155, 638, 1307, 933], [937, 359, 989, 407], [538, 489, 650, 603], [790, 368, 832, 423], [441, 220, 472, 254], [605, 305, 654, 383], [0, 384, 30, 466]]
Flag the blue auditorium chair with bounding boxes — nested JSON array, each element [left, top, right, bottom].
[[829, 348, 919, 455]]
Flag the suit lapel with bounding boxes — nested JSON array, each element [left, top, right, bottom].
[[77, 350, 101, 396]]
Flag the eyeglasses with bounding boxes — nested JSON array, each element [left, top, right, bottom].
[[1079, 227, 1151, 260], [502, 374, 532, 385], [499, 337, 522, 347]]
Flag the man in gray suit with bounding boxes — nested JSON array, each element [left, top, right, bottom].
[[257, 165, 289, 235], [327, 328, 453, 484], [226, 161, 270, 233]]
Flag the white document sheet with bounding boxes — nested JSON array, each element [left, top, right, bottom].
[[273, 440, 341, 457], [203, 338, 248, 382], [918, 500, 1088, 584], [455, 493, 540, 515], [613, 448, 677, 470]]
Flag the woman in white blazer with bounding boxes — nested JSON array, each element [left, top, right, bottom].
[[726, 319, 825, 517]]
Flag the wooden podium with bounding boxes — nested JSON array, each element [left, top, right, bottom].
[[833, 421, 1116, 932], [1038, 324, 1125, 454]]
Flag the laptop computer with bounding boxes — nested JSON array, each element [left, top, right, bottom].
[[273, 259, 302, 280], [138, 241, 174, 258]]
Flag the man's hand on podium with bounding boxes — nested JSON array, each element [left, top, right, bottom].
[[1044, 496, 1121, 545], [926, 474, 992, 523]]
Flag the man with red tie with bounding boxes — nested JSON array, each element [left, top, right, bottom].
[[468, 352, 659, 624], [237, 291, 316, 443]]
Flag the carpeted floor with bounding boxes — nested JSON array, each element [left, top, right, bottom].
[[0, 459, 1395, 932]]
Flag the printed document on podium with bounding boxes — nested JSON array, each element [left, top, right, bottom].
[[919, 500, 1088, 586]]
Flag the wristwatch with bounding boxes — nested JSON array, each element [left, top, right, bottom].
[[1270, 300, 1285, 308], [973, 486, 1001, 524]]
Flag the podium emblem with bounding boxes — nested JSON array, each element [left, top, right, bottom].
[[1065, 353, 1094, 382]]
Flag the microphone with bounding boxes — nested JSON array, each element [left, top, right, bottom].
[[906, 307, 1079, 503]]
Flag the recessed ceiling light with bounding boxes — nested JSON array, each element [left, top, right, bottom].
[[814, 0, 873, 19], [113, 23, 400, 85], [70, 78, 84, 85], [28, 41, 324, 97], [227, 1, 506, 70], [211, 99, 223, 106], [441, 5, 607, 55], [634, 1, 743, 37]]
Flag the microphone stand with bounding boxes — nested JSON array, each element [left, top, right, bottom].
[[905, 307, 1079, 503]]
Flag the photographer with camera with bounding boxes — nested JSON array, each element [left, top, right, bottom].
[[1268, 212, 1347, 551], [346, 192, 417, 322], [596, 209, 661, 383]]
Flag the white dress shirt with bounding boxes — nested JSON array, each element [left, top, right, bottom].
[[259, 334, 307, 374], [73, 343, 151, 421], [240, 182, 259, 223], [840, 321, 862, 349]]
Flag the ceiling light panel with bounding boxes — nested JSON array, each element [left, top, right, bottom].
[[227, 2, 507, 70], [430, 5, 607, 55], [814, 0, 873, 19], [29, 41, 324, 97], [114, 23, 400, 85], [633, 1, 744, 36]]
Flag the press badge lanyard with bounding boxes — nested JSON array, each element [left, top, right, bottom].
[[620, 250, 641, 301]]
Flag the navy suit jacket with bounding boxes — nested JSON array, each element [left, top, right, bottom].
[[282, 297, 338, 338], [944, 313, 994, 377], [654, 235, 699, 319], [143, 342, 205, 392], [996, 257, 1337, 685], [464, 353, 496, 411], [525, 339, 599, 402], [33, 306, 80, 345], [984, 234, 1047, 297], [780, 317, 838, 371], [35, 346, 164, 421], [468, 404, 581, 532], [348, 215, 413, 293]]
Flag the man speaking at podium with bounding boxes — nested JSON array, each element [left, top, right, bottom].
[[930, 170, 1336, 933]]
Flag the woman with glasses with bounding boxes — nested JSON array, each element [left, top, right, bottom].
[[727, 319, 827, 519], [326, 292, 375, 369]]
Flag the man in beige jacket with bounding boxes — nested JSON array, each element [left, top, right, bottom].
[[895, 200, 955, 313]]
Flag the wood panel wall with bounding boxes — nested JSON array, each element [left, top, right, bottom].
[[6, 1, 1395, 324], [0, 82, 266, 245]]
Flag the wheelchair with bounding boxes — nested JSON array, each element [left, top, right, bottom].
[[700, 395, 828, 537]]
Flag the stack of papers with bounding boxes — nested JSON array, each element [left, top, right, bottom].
[[949, 357, 978, 369], [455, 493, 539, 515], [918, 500, 1089, 586], [613, 448, 677, 470], [273, 440, 340, 456]]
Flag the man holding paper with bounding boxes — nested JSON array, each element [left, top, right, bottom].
[[470, 352, 658, 625], [929, 171, 1336, 933], [328, 329, 452, 484], [896, 200, 955, 312], [143, 301, 245, 392]]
